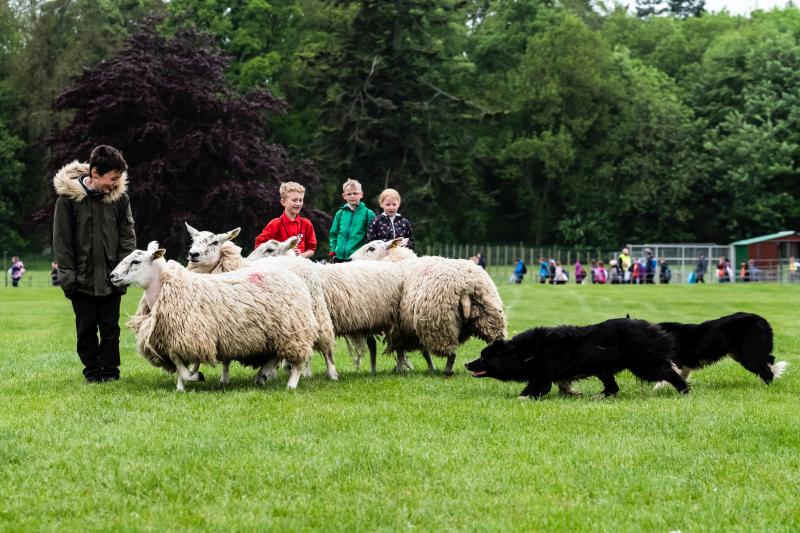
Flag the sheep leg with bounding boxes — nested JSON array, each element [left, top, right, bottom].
[[394, 351, 409, 373], [443, 354, 456, 376], [302, 361, 313, 378], [255, 357, 279, 385], [422, 351, 435, 372], [286, 364, 303, 390], [220, 361, 230, 385], [170, 355, 204, 391], [323, 350, 339, 381], [367, 335, 377, 375], [189, 362, 201, 375]]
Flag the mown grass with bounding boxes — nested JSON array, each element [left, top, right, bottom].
[[1, 276, 798, 531]]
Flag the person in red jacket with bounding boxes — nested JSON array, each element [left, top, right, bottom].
[[253, 182, 317, 258]]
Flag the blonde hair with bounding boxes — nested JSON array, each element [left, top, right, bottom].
[[379, 188, 401, 204], [342, 179, 362, 193], [279, 182, 305, 199]]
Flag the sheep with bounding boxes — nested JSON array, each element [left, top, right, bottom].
[[111, 242, 317, 391], [132, 225, 340, 383], [249, 236, 403, 374], [350, 238, 508, 376]]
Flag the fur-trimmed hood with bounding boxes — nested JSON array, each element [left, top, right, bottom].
[[53, 160, 128, 203]]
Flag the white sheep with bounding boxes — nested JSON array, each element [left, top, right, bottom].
[[132, 225, 339, 383], [249, 236, 406, 374], [112, 242, 317, 391], [350, 238, 508, 375]]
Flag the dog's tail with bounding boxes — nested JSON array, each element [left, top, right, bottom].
[[770, 361, 789, 380]]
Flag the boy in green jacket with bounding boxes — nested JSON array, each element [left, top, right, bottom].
[[53, 145, 136, 383], [329, 179, 376, 262]]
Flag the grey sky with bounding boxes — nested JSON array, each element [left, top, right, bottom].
[[704, 0, 791, 14]]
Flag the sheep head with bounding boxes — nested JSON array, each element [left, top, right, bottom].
[[350, 238, 408, 261], [110, 241, 166, 288], [247, 235, 301, 260], [185, 223, 241, 268]]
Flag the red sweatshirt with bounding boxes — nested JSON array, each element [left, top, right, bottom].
[[254, 213, 317, 253]]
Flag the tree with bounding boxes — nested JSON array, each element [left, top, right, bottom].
[[0, 3, 25, 250], [636, 0, 705, 19], [47, 21, 327, 254], [0, 118, 25, 251], [306, 0, 487, 242]]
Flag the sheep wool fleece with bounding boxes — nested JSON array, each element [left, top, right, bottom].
[[386, 248, 507, 357], [135, 261, 317, 372]]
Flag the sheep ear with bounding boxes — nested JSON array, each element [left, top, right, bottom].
[[146, 241, 160, 253], [288, 235, 301, 249], [226, 227, 241, 241], [152, 248, 166, 259], [185, 222, 199, 237], [387, 238, 404, 249]]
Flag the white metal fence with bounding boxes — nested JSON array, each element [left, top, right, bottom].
[[424, 242, 800, 284]]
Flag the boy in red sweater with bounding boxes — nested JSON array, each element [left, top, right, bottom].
[[254, 182, 317, 258]]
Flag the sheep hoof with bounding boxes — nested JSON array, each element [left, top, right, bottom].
[[443, 370, 454, 377], [195, 371, 205, 382]]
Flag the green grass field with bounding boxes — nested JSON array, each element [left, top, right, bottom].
[[1, 276, 798, 531]]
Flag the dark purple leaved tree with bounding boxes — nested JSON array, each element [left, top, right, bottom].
[[47, 20, 329, 256]]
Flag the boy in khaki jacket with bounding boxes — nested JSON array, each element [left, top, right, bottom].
[[53, 145, 136, 383]]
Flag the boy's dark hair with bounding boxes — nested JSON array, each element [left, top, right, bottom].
[[89, 145, 128, 174]]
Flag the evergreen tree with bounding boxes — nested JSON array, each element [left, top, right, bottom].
[[308, 0, 488, 242]]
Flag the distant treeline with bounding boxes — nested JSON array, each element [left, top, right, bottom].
[[1, 0, 799, 254]]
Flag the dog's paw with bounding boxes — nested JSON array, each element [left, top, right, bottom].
[[653, 380, 669, 390], [592, 392, 616, 400]]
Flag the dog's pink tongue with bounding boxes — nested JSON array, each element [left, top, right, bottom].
[[471, 370, 487, 377]]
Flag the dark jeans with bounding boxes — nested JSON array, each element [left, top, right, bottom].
[[70, 293, 121, 380], [333, 257, 351, 263]]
